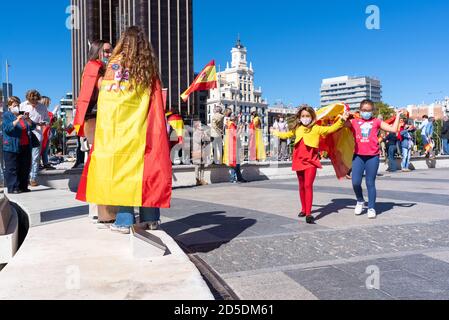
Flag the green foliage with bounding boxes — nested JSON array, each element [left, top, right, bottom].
[[374, 102, 395, 120], [50, 118, 65, 153]]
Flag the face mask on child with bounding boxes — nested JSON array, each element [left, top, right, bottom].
[[11, 107, 19, 114], [301, 118, 312, 126], [361, 112, 373, 120]]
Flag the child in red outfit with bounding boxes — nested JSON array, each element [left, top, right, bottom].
[[273, 105, 349, 224]]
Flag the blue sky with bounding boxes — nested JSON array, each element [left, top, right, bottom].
[[1, 0, 448, 109]]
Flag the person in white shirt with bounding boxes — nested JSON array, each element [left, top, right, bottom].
[[210, 105, 224, 165], [271, 119, 280, 160], [19, 90, 50, 186], [277, 116, 290, 161]]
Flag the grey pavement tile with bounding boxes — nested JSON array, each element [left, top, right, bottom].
[[193, 220, 449, 275], [386, 255, 449, 287], [284, 266, 392, 300], [379, 270, 449, 300], [330, 255, 449, 299]]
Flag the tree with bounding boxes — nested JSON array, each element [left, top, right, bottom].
[[374, 102, 395, 120]]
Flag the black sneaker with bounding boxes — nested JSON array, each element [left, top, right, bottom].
[[298, 212, 306, 218], [306, 216, 315, 224]]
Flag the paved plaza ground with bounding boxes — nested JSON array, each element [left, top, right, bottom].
[[162, 168, 449, 300]]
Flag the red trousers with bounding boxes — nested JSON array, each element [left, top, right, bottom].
[[296, 167, 317, 216]]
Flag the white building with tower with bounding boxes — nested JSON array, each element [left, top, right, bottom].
[[207, 38, 269, 144]]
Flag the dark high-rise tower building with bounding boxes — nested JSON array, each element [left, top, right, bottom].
[[71, 0, 193, 115]]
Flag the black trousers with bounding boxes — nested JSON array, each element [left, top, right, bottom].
[[73, 136, 85, 167], [4, 146, 32, 192]]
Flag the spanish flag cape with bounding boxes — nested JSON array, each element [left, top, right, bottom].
[[383, 110, 410, 141], [223, 121, 238, 167], [73, 60, 103, 137], [249, 116, 266, 161], [41, 112, 54, 155], [316, 103, 355, 179], [76, 59, 172, 208], [166, 112, 185, 146]]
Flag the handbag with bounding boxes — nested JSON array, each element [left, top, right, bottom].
[[80, 137, 90, 152]]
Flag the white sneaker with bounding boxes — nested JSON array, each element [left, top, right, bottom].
[[367, 209, 377, 219], [355, 202, 365, 216]]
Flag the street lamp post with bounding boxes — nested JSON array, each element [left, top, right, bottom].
[[61, 112, 66, 156]]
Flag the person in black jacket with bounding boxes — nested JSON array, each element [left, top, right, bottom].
[[385, 131, 398, 172], [2, 97, 36, 193], [441, 116, 449, 155]]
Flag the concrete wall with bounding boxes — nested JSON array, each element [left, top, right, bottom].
[[0, 197, 19, 264], [37, 157, 449, 192]]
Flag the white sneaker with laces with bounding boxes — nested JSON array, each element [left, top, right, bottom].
[[355, 202, 365, 216], [368, 209, 377, 219]]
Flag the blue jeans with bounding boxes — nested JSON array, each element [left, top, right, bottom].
[[387, 145, 397, 171], [442, 139, 449, 155], [352, 155, 380, 210], [115, 207, 161, 227], [229, 164, 243, 182], [30, 147, 41, 181], [401, 147, 411, 169], [42, 142, 50, 166]]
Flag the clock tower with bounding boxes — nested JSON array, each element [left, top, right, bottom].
[[231, 36, 247, 68]]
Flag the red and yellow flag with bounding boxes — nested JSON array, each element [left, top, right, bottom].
[[316, 103, 354, 179], [167, 113, 185, 145], [76, 56, 172, 208], [181, 60, 217, 102], [73, 60, 103, 137]]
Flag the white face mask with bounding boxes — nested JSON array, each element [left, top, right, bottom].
[[301, 118, 312, 126], [10, 106, 19, 114]]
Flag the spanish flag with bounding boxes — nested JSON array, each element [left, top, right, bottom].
[[167, 112, 185, 146], [73, 60, 103, 137], [181, 60, 217, 102], [41, 112, 54, 156], [316, 103, 355, 179], [249, 116, 266, 161], [223, 121, 238, 167], [76, 56, 172, 208]]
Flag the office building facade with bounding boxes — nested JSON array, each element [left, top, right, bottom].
[[320, 76, 382, 110], [71, 0, 194, 114]]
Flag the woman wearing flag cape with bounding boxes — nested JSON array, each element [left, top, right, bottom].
[[223, 114, 247, 183], [76, 26, 172, 234], [249, 107, 266, 162]]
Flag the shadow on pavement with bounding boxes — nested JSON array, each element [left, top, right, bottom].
[[40, 205, 89, 223], [162, 211, 256, 253], [313, 198, 417, 221]]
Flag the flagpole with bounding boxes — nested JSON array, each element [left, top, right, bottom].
[[5, 60, 10, 97]]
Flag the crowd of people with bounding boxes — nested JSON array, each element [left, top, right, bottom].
[[2, 91, 56, 193], [3, 25, 448, 231]]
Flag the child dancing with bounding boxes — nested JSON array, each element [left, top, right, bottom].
[[273, 105, 349, 224]]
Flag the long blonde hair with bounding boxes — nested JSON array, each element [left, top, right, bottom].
[[110, 26, 159, 90], [288, 104, 317, 130]]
